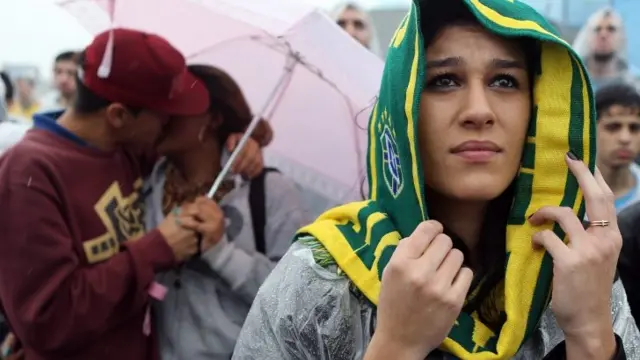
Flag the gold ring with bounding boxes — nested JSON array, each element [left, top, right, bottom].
[[589, 220, 610, 227]]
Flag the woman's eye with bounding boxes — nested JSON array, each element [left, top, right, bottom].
[[490, 75, 519, 89], [426, 75, 459, 89]]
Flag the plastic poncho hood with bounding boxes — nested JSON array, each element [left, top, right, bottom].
[[298, 0, 596, 358]]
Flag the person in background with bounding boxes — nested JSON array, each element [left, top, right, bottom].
[[148, 65, 307, 360], [41, 51, 79, 112], [0, 73, 14, 113], [0, 73, 9, 124], [618, 191, 640, 328], [595, 82, 640, 212], [573, 8, 640, 90], [331, 2, 381, 57], [0, 28, 220, 360], [0, 73, 30, 155], [8, 76, 40, 121]]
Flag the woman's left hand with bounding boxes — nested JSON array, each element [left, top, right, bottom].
[[528, 152, 621, 354], [226, 133, 264, 179], [180, 197, 226, 251]]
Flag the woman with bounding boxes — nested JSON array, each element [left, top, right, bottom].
[[145, 65, 308, 360], [572, 7, 640, 90], [331, 2, 382, 57], [233, 1, 640, 359]]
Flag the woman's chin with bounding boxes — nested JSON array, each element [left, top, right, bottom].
[[444, 178, 511, 201]]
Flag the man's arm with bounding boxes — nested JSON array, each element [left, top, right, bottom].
[[0, 173, 175, 354]]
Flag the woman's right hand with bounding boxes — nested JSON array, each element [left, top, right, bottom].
[[367, 220, 473, 360], [157, 207, 199, 262]]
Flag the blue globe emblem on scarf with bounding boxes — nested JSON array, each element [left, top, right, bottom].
[[380, 125, 403, 198]]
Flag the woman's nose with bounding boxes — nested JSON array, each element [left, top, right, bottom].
[[458, 83, 496, 128]]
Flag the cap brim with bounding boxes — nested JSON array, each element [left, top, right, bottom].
[[151, 71, 209, 116]]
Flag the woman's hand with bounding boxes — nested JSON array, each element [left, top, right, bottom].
[[181, 197, 225, 252], [366, 220, 473, 360], [528, 152, 620, 359], [226, 133, 264, 179], [251, 119, 274, 147]]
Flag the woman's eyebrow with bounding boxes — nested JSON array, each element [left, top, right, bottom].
[[425, 57, 525, 70], [426, 56, 462, 69], [490, 58, 525, 70]]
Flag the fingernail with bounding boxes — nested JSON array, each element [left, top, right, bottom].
[[527, 214, 534, 220], [566, 150, 579, 161]]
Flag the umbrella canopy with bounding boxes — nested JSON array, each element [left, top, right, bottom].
[[60, 0, 384, 210]]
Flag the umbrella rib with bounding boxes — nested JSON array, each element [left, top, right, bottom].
[[186, 26, 371, 175]]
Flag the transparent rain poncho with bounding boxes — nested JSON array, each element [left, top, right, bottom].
[[232, 241, 640, 359]]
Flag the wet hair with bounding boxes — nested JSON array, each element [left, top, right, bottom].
[[55, 51, 79, 64], [420, 0, 540, 330], [0, 72, 13, 103], [187, 64, 271, 148], [595, 82, 640, 120]]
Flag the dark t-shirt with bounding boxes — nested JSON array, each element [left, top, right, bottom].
[[617, 202, 640, 326]]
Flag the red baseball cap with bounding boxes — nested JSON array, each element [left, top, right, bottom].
[[81, 28, 209, 116]]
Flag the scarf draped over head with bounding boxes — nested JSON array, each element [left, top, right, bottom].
[[296, 0, 596, 358]]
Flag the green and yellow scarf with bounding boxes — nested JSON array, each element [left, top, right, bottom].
[[297, 0, 595, 358]]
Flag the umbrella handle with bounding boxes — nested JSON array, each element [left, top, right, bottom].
[[206, 63, 296, 199]]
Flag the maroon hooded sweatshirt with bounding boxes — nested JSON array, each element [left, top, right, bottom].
[[0, 112, 176, 360]]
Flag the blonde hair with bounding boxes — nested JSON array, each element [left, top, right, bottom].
[[572, 7, 628, 61], [330, 2, 382, 57]]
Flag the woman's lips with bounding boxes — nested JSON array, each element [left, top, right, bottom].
[[451, 140, 502, 163], [454, 150, 499, 163]]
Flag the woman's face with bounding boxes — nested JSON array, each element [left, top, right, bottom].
[[418, 24, 531, 201], [337, 8, 371, 48], [155, 112, 213, 155]]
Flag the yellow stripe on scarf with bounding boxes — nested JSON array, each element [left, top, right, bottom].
[[303, 202, 402, 302], [368, 103, 380, 199], [404, 17, 426, 220]]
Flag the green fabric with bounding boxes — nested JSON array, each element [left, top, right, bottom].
[[297, 0, 596, 358]]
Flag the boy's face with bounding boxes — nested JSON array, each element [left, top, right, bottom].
[[597, 104, 640, 169]]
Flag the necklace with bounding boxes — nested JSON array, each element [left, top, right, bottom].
[[162, 162, 235, 215]]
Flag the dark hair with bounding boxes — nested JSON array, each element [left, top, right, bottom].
[[420, 1, 540, 331], [72, 51, 140, 115], [0, 72, 13, 103], [55, 51, 79, 64], [188, 64, 264, 147], [595, 82, 640, 120]]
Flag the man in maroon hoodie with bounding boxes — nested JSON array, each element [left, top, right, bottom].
[[0, 28, 216, 360]]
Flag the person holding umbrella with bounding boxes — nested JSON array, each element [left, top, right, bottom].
[[144, 64, 307, 360], [233, 0, 639, 359]]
